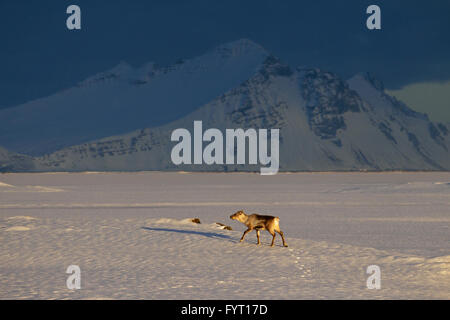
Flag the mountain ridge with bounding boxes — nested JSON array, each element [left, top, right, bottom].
[[0, 39, 269, 156], [1, 39, 449, 172]]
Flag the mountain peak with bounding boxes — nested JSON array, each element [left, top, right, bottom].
[[108, 61, 133, 74], [77, 61, 134, 87], [212, 38, 269, 58], [258, 55, 293, 79], [351, 72, 385, 91]]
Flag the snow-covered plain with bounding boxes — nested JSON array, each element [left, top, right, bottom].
[[0, 172, 449, 299]]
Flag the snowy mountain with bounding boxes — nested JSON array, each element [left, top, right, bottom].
[[0, 39, 269, 156], [1, 39, 449, 172], [32, 55, 450, 172]]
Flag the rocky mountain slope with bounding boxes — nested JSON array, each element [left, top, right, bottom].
[[0, 147, 35, 172]]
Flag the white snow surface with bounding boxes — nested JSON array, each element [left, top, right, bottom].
[[0, 172, 449, 299]]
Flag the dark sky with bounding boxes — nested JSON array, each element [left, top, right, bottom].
[[1, 0, 449, 109]]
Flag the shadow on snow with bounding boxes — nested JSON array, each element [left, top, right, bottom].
[[141, 226, 234, 241]]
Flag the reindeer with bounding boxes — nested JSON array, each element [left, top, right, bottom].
[[230, 210, 288, 247]]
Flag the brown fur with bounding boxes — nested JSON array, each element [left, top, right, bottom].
[[230, 210, 288, 247]]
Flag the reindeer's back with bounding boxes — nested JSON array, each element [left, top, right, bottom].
[[248, 214, 278, 230]]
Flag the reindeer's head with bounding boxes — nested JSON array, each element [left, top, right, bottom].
[[230, 210, 246, 222]]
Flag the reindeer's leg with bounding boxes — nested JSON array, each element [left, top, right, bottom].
[[240, 228, 252, 242], [256, 230, 261, 245], [270, 231, 276, 247], [277, 230, 288, 247]]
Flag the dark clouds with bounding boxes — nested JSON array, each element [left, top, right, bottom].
[[1, 0, 449, 108]]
